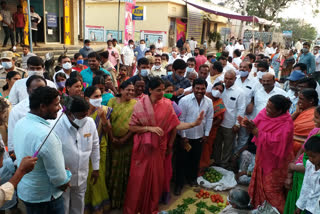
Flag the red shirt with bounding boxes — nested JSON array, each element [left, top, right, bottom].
[[72, 65, 88, 72], [195, 55, 207, 72], [14, 12, 25, 28]]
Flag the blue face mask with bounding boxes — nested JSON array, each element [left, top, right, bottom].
[[77, 59, 84, 65], [175, 73, 184, 81], [211, 58, 216, 63], [140, 69, 149, 77], [167, 71, 173, 76]]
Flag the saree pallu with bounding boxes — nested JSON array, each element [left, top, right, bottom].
[[199, 98, 226, 174], [249, 109, 294, 213], [107, 98, 137, 209], [284, 153, 308, 214], [85, 106, 111, 214], [123, 96, 180, 214], [293, 107, 315, 155]]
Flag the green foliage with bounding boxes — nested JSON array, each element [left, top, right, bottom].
[[278, 18, 317, 41]]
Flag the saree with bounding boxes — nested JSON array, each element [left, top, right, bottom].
[[293, 107, 315, 155], [249, 108, 294, 213], [199, 98, 225, 173], [284, 127, 320, 214], [123, 96, 180, 214], [107, 97, 137, 209], [85, 106, 111, 214]]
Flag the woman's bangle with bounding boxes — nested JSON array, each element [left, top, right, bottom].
[[145, 126, 148, 132]]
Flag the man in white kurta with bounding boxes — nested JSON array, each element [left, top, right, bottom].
[[54, 111, 100, 214]]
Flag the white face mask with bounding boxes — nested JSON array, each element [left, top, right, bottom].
[[129, 44, 134, 48], [62, 62, 72, 70], [186, 67, 194, 73], [73, 116, 88, 128], [28, 70, 43, 77], [257, 71, 266, 79], [140, 44, 146, 50], [89, 98, 102, 108], [2, 61, 12, 69], [153, 65, 161, 70], [239, 70, 249, 77], [211, 89, 221, 98]]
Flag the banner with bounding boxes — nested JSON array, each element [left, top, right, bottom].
[[187, 4, 203, 44], [85, 25, 104, 42], [132, 6, 143, 21], [176, 18, 186, 42], [63, 0, 71, 45], [124, 0, 136, 45]]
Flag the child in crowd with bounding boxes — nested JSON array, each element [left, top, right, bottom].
[[295, 135, 320, 214]]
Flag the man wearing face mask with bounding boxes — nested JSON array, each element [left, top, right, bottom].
[[0, 51, 26, 89], [54, 96, 100, 214], [286, 70, 306, 114], [168, 47, 178, 64], [150, 54, 166, 77], [176, 47, 192, 62], [79, 40, 94, 67], [53, 55, 75, 84], [298, 42, 316, 75], [7, 75, 47, 153], [9, 56, 56, 106], [184, 64, 212, 95], [162, 59, 191, 99], [195, 49, 207, 72], [185, 57, 196, 77], [134, 39, 147, 61], [128, 57, 151, 94], [106, 40, 119, 69], [213, 70, 245, 169], [121, 40, 135, 76]]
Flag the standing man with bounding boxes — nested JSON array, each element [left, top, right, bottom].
[[112, 39, 121, 55], [195, 49, 207, 72], [53, 56, 75, 83], [213, 70, 245, 169], [150, 54, 166, 77], [54, 96, 100, 214], [0, 1, 14, 49], [121, 40, 135, 76], [30, 6, 41, 47], [168, 47, 178, 64], [134, 39, 147, 61], [299, 42, 316, 75], [128, 57, 150, 94], [295, 39, 303, 53], [106, 40, 119, 69], [177, 47, 192, 62], [79, 40, 94, 66], [234, 39, 245, 52], [13, 5, 25, 46], [21, 45, 36, 69], [225, 42, 234, 57], [14, 86, 71, 214], [315, 46, 320, 74], [176, 37, 184, 49], [189, 37, 197, 56], [0, 51, 26, 89], [155, 37, 163, 55], [264, 42, 275, 57], [175, 78, 213, 195]]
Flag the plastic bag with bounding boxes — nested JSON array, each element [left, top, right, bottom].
[[251, 201, 280, 214], [197, 166, 237, 191]]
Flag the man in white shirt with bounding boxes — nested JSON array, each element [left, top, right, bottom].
[[9, 56, 56, 106], [234, 39, 245, 52], [168, 47, 178, 64], [155, 37, 163, 55], [189, 37, 197, 56], [225, 42, 234, 57], [176, 47, 192, 62], [175, 78, 213, 195], [232, 49, 242, 68], [249, 73, 287, 119], [264, 42, 275, 57], [8, 75, 47, 153], [53, 56, 75, 83], [54, 96, 100, 214], [121, 40, 135, 76], [150, 54, 166, 77], [314, 46, 320, 72], [21, 45, 36, 69], [213, 70, 246, 169], [233, 62, 258, 153], [295, 39, 303, 53], [30, 6, 41, 47], [207, 61, 224, 85], [184, 64, 212, 94]]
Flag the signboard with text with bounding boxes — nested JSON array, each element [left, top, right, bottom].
[[132, 6, 143, 20]]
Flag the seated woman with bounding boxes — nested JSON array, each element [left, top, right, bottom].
[[291, 89, 318, 155], [92, 75, 114, 106], [199, 82, 226, 174], [241, 95, 293, 213], [72, 53, 88, 72], [54, 72, 67, 95], [284, 105, 320, 214], [0, 71, 21, 99]]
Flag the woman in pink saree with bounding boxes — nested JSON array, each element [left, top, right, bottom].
[[123, 77, 203, 214], [241, 95, 294, 213]]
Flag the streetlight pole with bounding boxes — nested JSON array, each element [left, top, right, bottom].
[[27, 0, 33, 52], [117, 0, 120, 41]]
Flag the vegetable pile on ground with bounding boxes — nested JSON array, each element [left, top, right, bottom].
[[202, 168, 223, 183]]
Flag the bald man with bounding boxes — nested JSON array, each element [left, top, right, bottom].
[[213, 70, 246, 169], [251, 73, 287, 119]]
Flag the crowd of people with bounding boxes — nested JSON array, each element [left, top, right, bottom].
[[0, 35, 319, 214]]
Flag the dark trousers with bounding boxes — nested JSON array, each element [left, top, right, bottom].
[[32, 30, 38, 45], [23, 196, 64, 214], [305, 211, 312, 214], [3, 26, 14, 47], [310, 71, 320, 84], [175, 136, 203, 188], [16, 27, 24, 44]]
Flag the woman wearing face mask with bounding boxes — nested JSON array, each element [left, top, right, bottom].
[[54, 72, 67, 95], [107, 81, 137, 209], [0, 71, 21, 99], [92, 75, 114, 106], [199, 82, 226, 173], [72, 53, 88, 72], [83, 87, 112, 214]]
